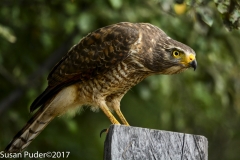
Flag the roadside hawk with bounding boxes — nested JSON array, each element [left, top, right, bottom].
[[5, 22, 197, 152]]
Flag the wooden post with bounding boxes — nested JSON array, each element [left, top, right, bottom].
[[104, 125, 208, 160]]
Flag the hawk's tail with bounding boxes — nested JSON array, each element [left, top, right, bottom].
[[4, 106, 54, 153]]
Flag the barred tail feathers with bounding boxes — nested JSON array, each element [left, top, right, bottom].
[[5, 85, 79, 152], [4, 107, 54, 153]]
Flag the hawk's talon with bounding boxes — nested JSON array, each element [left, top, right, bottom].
[[100, 128, 108, 137]]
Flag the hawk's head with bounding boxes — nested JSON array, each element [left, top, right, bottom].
[[158, 37, 197, 74], [144, 29, 197, 75]]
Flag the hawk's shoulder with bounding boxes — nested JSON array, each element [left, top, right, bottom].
[[48, 22, 141, 86]]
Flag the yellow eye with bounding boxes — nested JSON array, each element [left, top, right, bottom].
[[172, 50, 181, 58]]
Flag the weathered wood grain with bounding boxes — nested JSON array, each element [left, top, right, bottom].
[[104, 125, 208, 160]]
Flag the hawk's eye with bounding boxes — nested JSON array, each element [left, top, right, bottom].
[[172, 50, 181, 58]]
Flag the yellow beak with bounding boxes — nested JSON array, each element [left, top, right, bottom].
[[181, 53, 197, 70]]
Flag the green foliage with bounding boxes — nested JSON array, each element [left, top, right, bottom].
[[0, 0, 240, 159]]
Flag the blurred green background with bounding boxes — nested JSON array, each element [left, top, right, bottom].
[[0, 0, 240, 159]]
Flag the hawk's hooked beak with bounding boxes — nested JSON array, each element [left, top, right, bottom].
[[181, 53, 197, 71], [190, 60, 197, 71]]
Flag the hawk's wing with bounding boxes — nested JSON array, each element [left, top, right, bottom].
[[30, 22, 139, 112]]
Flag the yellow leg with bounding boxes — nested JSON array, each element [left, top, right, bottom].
[[115, 109, 130, 126], [99, 103, 120, 124]]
